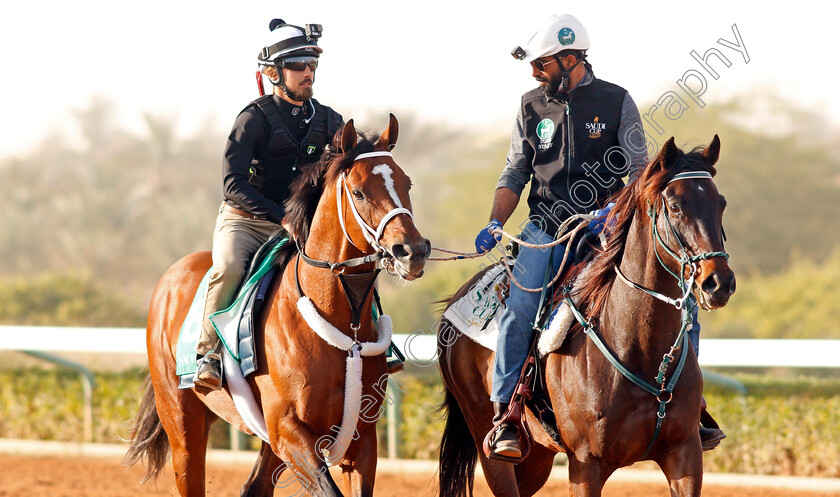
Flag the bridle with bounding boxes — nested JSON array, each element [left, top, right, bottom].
[[615, 170, 729, 311], [566, 169, 730, 458], [298, 150, 415, 272], [335, 151, 414, 253], [296, 150, 415, 330]]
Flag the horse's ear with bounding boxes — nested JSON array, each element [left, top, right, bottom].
[[703, 134, 721, 166], [339, 120, 357, 153], [653, 136, 680, 171], [376, 113, 399, 151]]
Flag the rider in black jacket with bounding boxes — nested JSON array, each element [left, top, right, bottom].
[[194, 18, 343, 390]]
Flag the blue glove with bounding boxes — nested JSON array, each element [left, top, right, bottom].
[[475, 220, 503, 253], [587, 202, 615, 235]]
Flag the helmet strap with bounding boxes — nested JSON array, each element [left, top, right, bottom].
[[256, 70, 266, 96], [551, 53, 585, 98]]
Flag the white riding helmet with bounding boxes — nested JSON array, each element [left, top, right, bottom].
[[511, 14, 591, 63], [257, 19, 323, 67]]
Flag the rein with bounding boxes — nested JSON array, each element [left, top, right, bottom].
[[567, 170, 730, 458]]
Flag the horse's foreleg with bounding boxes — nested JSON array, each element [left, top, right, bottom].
[[271, 428, 344, 497], [339, 428, 378, 497], [657, 441, 703, 497], [514, 443, 556, 497], [241, 440, 284, 497], [567, 454, 607, 497]]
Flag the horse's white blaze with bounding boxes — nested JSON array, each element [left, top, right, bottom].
[[372, 164, 403, 208]]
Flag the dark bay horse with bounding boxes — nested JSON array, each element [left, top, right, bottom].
[[125, 115, 430, 497], [438, 136, 735, 497]]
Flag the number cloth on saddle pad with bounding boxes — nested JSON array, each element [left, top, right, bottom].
[[442, 262, 576, 358]]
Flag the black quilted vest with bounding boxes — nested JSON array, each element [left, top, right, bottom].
[[248, 95, 342, 206], [522, 78, 629, 235]]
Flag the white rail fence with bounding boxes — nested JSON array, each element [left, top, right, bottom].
[[1, 326, 838, 451]]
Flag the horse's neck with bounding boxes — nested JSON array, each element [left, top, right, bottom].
[[296, 183, 377, 335], [603, 210, 683, 364]]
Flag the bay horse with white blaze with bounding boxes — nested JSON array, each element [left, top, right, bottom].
[[438, 136, 735, 497], [126, 115, 430, 497]]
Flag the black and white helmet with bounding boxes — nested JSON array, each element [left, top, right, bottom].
[[257, 19, 323, 68]]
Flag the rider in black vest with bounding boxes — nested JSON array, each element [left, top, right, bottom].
[[519, 77, 631, 236], [225, 93, 342, 223], [474, 14, 726, 460], [195, 18, 343, 390]]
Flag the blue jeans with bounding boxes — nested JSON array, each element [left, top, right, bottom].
[[492, 222, 568, 403], [688, 295, 701, 358], [490, 222, 703, 403]]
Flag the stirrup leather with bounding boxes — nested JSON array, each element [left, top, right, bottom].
[[482, 356, 537, 464]]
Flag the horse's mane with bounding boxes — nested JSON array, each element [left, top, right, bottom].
[[284, 131, 381, 244], [572, 144, 717, 318], [263, 131, 380, 273]]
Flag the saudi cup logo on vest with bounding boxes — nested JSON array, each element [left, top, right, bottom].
[[586, 116, 606, 139], [536, 119, 555, 150]]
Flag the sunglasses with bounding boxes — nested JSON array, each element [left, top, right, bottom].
[[531, 57, 557, 72], [280, 56, 319, 72]]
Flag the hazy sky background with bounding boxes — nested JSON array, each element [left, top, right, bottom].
[[2, 1, 838, 156]]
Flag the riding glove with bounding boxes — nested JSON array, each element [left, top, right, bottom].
[[587, 202, 615, 235], [475, 220, 503, 253]]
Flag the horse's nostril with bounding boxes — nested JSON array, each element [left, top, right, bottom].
[[423, 239, 431, 258], [391, 244, 409, 260], [701, 274, 720, 295]]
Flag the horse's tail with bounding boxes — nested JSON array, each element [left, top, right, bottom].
[[437, 385, 477, 497], [123, 374, 170, 482]]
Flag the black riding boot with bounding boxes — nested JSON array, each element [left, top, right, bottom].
[[699, 396, 726, 451], [489, 401, 521, 459]]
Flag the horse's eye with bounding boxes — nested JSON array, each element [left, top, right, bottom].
[[668, 202, 681, 214], [352, 189, 365, 200]]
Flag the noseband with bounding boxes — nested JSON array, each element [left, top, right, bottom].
[[336, 151, 414, 253]]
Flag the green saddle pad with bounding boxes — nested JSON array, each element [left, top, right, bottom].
[[175, 236, 289, 377]]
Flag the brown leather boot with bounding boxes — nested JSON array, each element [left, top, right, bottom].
[[699, 396, 726, 451], [488, 401, 521, 459]]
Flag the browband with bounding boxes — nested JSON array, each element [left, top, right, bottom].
[[669, 171, 712, 183], [354, 151, 392, 160]]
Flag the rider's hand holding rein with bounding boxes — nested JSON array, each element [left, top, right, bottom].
[[475, 220, 503, 253], [587, 202, 615, 236]]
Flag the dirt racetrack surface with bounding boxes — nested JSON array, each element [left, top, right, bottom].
[[1, 454, 839, 497]]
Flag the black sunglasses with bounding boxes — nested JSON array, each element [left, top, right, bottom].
[[280, 56, 319, 72], [531, 57, 557, 72]]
